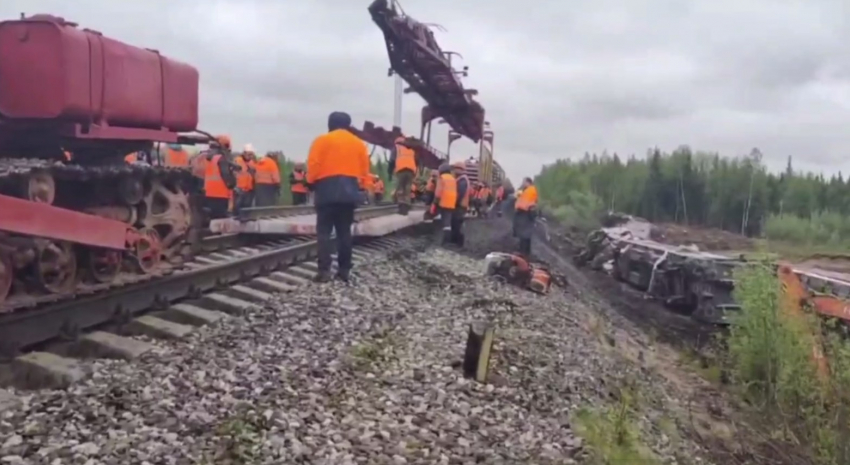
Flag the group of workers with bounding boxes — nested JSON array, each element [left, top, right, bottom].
[[122, 139, 294, 218], [118, 112, 539, 284], [197, 136, 293, 218]]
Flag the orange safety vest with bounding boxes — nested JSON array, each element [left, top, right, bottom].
[[515, 185, 538, 211], [374, 178, 385, 194], [291, 170, 308, 193], [478, 187, 490, 200], [204, 154, 230, 199], [457, 174, 470, 209], [435, 173, 457, 209], [125, 152, 138, 164], [191, 155, 208, 178], [256, 158, 281, 185], [166, 147, 189, 167], [394, 144, 416, 173], [496, 186, 505, 201], [236, 157, 255, 191]]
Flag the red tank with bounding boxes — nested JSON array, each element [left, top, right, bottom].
[[0, 14, 198, 134]]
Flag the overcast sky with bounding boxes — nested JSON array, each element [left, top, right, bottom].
[[3, 0, 849, 182]]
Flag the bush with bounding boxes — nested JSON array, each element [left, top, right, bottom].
[[727, 263, 850, 463], [763, 212, 850, 249], [546, 190, 604, 232]]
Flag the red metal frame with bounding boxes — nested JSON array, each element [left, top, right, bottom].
[[351, 121, 445, 169], [0, 194, 127, 250]]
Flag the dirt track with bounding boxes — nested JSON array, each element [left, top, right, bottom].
[[461, 215, 806, 465]]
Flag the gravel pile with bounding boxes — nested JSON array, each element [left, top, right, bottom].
[[1, 236, 716, 464]]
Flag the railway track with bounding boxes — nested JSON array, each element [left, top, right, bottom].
[[0, 203, 407, 364]]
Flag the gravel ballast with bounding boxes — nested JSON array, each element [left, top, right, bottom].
[[0, 233, 729, 464]]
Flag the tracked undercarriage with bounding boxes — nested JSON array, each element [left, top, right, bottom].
[[0, 158, 200, 309]]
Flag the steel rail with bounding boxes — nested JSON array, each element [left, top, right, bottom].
[[0, 238, 321, 358], [0, 207, 409, 356]]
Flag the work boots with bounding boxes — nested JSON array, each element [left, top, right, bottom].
[[397, 203, 410, 216], [335, 269, 351, 283], [313, 270, 333, 283]]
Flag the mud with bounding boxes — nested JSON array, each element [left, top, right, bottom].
[[461, 216, 803, 465], [652, 223, 755, 252]]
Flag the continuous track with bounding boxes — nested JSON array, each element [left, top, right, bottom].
[[0, 203, 410, 359]]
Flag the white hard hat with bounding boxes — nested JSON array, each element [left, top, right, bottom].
[[243, 143, 255, 153]]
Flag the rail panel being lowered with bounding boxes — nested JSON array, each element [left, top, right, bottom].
[[209, 205, 428, 236], [368, 0, 486, 142]]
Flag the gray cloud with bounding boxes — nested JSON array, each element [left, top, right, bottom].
[[2, 0, 849, 181]]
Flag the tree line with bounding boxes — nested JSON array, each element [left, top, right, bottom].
[[534, 146, 850, 248]]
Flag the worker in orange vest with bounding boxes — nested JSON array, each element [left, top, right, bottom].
[[234, 143, 257, 210], [307, 111, 372, 283], [474, 183, 492, 217], [432, 164, 457, 244], [450, 162, 470, 247], [492, 181, 514, 217], [203, 135, 238, 219], [389, 136, 417, 215], [254, 152, 281, 207], [372, 174, 385, 203], [164, 144, 190, 167], [289, 162, 309, 205], [424, 169, 438, 205], [513, 177, 539, 256]]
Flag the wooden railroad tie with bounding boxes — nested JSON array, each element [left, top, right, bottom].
[[463, 322, 496, 383]]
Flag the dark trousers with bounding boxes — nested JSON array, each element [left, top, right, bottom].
[[205, 197, 229, 219], [374, 193, 384, 203], [255, 184, 279, 207], [316, 203, 355, 273], [451, 207, 466, 246], [395, 169, 414, 205], [292, 192, 308, 205], [235, 190, 254, 211], [436, 207, 454, 244]]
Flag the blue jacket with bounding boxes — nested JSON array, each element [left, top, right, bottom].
[[456, 174, 469, 209]]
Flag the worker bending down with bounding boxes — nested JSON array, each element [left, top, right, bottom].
[[513, 177, 539, 255], [254, 152, 281, 206], [234, 144, 256, 210], [373, 174, 385, 203], [307, 111, 372, 282], [424, 170, 438, 205], [164, 143, 189, 167], [432, 164, 457, 244], [450, 162, 470, 246], [289, 162, 309, 205], [203, 135, 238, 219], [389, 137, 417, 215]]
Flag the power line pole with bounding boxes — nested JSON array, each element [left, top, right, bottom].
[[392, 74, 403, 129]]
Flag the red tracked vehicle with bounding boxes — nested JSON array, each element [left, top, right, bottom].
[[0, 14, 212, 308], [368, 0, 486, 142]]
